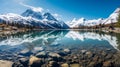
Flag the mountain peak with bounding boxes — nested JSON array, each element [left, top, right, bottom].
[[30, 7, 43, 12], [43, 12, 57, 21], [114, 8, 120, 13], [21, 9, 43, 20]]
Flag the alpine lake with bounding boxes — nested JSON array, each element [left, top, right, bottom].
[[0, 30, 120, 67]]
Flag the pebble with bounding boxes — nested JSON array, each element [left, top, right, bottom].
[[103, 61, 111, 67]]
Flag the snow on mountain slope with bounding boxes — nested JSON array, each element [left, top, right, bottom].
[[103, 8, 120, 24], [22, 9, 43, 20], [68, 18, 85, 27], [68, 8, 120, 28], [68, 18, 104, 27], [0, 8, 69, 29], [43, 12, 57, 21]]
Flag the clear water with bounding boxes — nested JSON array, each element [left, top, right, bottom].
[[0, 30, 120, 60]]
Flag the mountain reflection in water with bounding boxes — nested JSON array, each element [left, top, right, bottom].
[[0, 30, 120, 53]]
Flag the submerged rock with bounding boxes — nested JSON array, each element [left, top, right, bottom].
[[29, 56, 44, 67], [33, 47, 44, 53], [48, 52, 64, 62], [81, 50, 87, 54], [19, 57, 29, 67], [19, 49, 32, 56], [58, 52, 67, 56], [35, 51, 47, 58], [48, 52, 61, 58], [63, 49, 71, 54], [48, 61, 60, 67]]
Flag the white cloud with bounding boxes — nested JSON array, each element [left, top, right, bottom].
[[20, 2, 44, 12]]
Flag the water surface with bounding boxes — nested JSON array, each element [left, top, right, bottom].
[[0, 30, 120, 62]]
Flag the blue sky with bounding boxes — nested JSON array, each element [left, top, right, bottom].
[[0, 0, 120, 21]]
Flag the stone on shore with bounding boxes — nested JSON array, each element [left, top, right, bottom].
[[0, 60, 13, 67], [103, 61, 112, 67], [70, 63, 80, 67], [61, 63, 69, 67]]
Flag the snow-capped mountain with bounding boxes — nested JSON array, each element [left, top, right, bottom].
[[68, 8, 120, 28], [0, 8, 69, 29], [22, 9, 43, 20], [43, 12, 57, 21], [103, 8, 120, 24]]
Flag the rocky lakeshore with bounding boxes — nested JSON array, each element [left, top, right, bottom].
[[0, 46, 120, 67]]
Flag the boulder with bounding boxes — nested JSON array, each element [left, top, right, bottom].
[[29, 56, 44, 67], [61, 63, 69, 67], [0, 60, 13, 67], [19, 57, 29, 67]]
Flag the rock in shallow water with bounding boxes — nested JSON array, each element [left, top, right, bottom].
[[19, 49, 32, 56], [19, 57, 29, 67], [35, 51, 47, 58], [29, 56, 44, 67], [63, 49, 71, 54], [32, 47, 44, 53], [48, 52, 61, 58], [48, 61, 60, 67], [81, 50, 87, 54]]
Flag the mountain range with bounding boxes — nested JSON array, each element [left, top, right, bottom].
[[0, 7, 120, 29], [0, 8, 69, 29], [68, 8, 120, 28]]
